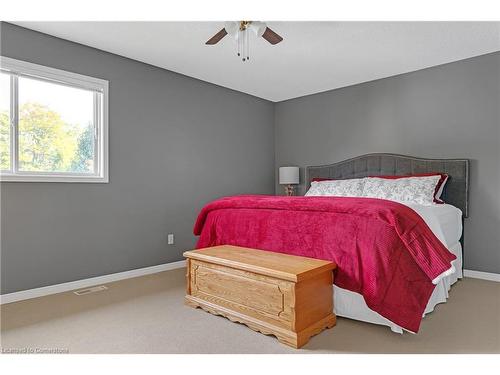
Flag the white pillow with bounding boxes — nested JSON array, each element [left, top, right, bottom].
[[362, 175, 442, 206], [305, 178, 365, 197]]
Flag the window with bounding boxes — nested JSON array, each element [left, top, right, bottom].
[[0, 57, 108, 182]]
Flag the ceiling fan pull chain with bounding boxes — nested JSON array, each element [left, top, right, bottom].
[[237, 29, 241, 57], [242, 30, 245, 61], [242, 29, 246, 61], [246, 28, 250, 61]]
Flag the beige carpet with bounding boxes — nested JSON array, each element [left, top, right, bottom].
[[1, 268, 499, 354]]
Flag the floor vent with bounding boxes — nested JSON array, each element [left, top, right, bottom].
[[73, 285, 108, 296]]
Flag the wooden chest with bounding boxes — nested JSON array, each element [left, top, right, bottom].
[[184, 245, 336, 348]]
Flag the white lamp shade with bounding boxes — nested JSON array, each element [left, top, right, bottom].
[[224, 21, 239, 36], [249, 21, 267, 37], [279, 166, 299, 185]]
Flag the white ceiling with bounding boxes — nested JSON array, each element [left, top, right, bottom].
[[13, 21, 500, 102]]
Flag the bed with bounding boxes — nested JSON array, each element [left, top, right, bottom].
[[194, 153, 470, 334]]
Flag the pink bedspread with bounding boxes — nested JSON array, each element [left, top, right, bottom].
[[194, 195, 456, 332]]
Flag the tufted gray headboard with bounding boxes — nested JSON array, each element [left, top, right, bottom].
[[306, 153, 470, 217]]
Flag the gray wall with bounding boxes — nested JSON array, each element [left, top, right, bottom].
[[0, 23, 275, 294], [275, 52, 500, 274]]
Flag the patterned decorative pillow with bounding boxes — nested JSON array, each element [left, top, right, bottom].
[[305, 178, 365, 197], [362, 175, 442, 205], [368, 173, 449, 203]]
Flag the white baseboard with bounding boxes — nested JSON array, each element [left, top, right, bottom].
[[0, 260, 186, 305], [463, 269, 500, 282], [1, 263, 496, 305]]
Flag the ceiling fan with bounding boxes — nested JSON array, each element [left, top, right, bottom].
[[206, 21, 283, 62]]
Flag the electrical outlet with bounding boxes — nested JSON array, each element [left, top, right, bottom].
[[167, 233, 174, 245]]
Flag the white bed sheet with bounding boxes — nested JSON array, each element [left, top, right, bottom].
[[334, 203, 463, 333]]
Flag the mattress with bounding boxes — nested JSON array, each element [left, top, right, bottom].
[[334, 203, 463, 333]]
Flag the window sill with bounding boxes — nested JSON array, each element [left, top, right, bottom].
[[0, 174, 109, 183]]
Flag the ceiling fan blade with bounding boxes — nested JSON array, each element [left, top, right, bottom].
[[205, 28, 228, 45], [261, 27, 283, 45]]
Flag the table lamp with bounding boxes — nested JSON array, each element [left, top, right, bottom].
[[279, 166, 300, 196]]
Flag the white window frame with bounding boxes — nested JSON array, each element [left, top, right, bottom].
[[0, 56, 109, 183]]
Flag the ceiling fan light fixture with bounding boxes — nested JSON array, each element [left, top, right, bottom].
[[206, 21, 283, 62], [249, 21, 266, 37], [224, 21, 239, 36]]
